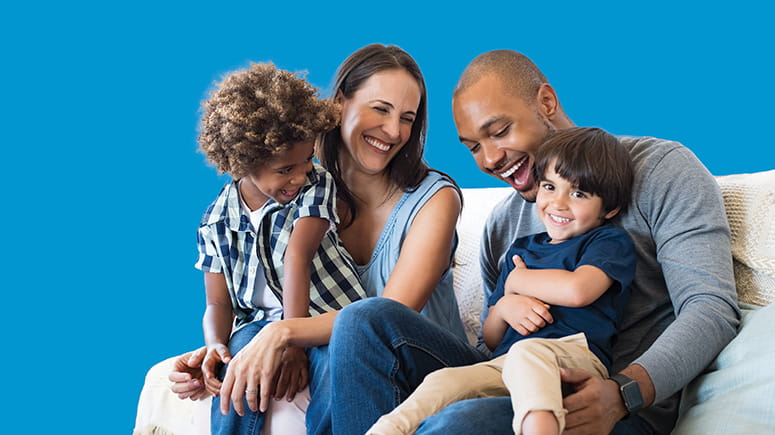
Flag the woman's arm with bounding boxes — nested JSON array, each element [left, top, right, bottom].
[[379, 187, 462, 310], [218, 311, 338, 416], [220, 187, 461, 416]]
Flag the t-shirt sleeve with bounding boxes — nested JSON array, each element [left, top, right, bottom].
[[577, 227, 637, 294], [294, 167, 338, 225], [487, 245, 519, 307], [195, 225, 223, 273]]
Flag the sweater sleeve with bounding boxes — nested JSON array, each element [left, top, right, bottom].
[[631, 145, 740, 402]]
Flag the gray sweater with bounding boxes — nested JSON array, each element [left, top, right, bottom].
[[478, 136, 740, 433]]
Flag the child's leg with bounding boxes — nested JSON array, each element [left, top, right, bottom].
[[502, 334, 608, 435], [211, 321, 271, 435], [367, 356, 509, 435]]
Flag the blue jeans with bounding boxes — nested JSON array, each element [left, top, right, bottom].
[[211, 321, 334, 435], [211, 321, 270, 435], [416, 397, 655, 434], [313, 298, 487, 435], [314, 297, 657, 435]]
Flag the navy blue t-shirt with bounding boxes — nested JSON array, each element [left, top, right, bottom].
[[488, 223, 636, 369]]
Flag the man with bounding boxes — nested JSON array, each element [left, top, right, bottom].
[[327, 50, 740, 434]]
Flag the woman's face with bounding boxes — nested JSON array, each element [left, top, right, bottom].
[[338, 68, 422, 177]]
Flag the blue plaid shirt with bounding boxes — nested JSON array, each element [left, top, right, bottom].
[[195, 163, 367, 329]]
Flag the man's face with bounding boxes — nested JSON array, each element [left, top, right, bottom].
[[453, 74, 555, 202]]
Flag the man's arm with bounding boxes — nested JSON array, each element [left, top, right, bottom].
[[562, 140, 740, 434], [629, 145, 739, 402]]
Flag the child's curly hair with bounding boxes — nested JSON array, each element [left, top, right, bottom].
[[198, 62, 339, 179]]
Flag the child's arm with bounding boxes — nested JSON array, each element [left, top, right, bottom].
[[202, 271, 234, 395], [282, 216, 330, 318], [504, 255, 614, 307], [482, 295, 553, 351], [270, 216, 329, 400]]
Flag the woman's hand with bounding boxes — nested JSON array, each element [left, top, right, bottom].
[[168, 347, 211, 401], [219, 321, 289, 416]]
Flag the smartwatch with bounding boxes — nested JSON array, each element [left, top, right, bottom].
[[610, 374, 644, 415]]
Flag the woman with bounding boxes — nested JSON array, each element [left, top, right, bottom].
[[170, 44, 466, 434]]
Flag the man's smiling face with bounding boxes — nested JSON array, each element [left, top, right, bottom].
[[453, 74, 556, 202]]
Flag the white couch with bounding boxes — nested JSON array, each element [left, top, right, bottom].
[[134, 170, 775, 434]]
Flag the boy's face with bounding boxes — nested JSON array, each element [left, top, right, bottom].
[[244, 140, 315, 206], [536, 164, 620, 244]]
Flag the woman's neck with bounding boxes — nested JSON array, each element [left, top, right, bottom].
[[341, 165, 398, 209]]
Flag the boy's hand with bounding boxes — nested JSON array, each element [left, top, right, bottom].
[[202, 344, 232, 396], [168, 347, 210, 401], [512, 254, 527, 269], [271, 347, 309, 401], [497, 294, 553, 336], [505, 255, 528, 295]]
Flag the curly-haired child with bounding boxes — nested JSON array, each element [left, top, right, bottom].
[[194, 62, 367, 433], [368, 127, 636, 435]]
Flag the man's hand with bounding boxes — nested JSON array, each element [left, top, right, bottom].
[[561, 367, 627, 434]]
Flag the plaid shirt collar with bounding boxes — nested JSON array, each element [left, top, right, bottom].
[[203, 167, 322, 233]]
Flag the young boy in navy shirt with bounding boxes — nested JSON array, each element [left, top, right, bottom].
[[368, 127, 636, 435]]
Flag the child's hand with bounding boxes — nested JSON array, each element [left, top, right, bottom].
[[498, 294, 553, 336], [168, 347, 210, 401], [271, 346, 309, 402], [505, 255, 529, 295], [511, 254, 527, 269], [202, 344, 232, 396]]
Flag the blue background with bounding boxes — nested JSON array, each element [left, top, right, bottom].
[[2, 1, 772, 432]]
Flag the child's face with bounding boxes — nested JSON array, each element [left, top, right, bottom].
[[536, 164, 620, 244], [244, 140, 315, 205]]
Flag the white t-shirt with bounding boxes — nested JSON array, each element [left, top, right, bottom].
[[241, 196, 283, 322]]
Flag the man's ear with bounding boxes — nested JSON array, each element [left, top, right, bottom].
[[604, 206, 621, 220], [536, 83, 559, 118]]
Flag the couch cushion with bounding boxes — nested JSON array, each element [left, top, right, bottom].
[[716, 170, 775, 306], [454, 187, 511, 345], [672, 302, 775, 434]]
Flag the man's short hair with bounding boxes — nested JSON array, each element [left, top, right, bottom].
[[454, 50, 548, 102]]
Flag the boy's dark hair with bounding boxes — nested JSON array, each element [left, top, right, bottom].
[[534, 127, 634, 214], [198, 62, 338, 179]]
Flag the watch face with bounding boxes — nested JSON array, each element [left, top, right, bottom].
[[612, 374, 643, 413], [622, 382, 644, 411]]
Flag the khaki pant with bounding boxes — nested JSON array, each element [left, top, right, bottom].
[[367, 333, 608, 435]]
